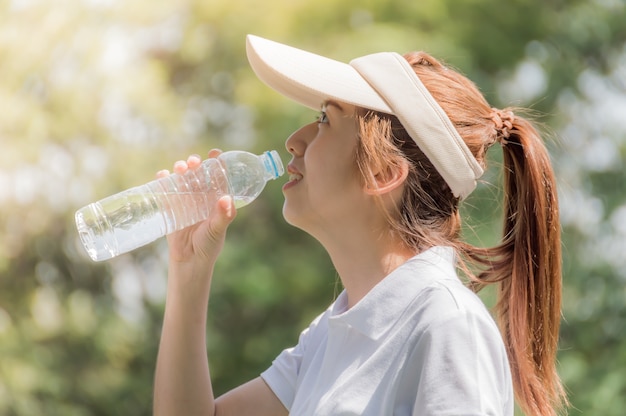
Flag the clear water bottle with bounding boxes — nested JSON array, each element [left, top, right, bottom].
[[75, 150, 284, 262]]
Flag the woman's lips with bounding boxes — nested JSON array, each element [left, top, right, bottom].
[[283, 165, 303, 191]]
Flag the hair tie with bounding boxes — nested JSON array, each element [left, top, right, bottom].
[[490, 108, 515, 142]]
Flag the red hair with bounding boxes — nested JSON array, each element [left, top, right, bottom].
[[355, 52, 567, 416]]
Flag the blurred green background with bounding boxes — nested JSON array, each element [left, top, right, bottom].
[[0, 0, 625, 414]]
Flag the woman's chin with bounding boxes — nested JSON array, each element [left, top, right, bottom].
[[282, 204, 299, 227], [282, 204, 312, 232]]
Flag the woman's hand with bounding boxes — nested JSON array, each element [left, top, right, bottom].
[[157, 149, 237, 269]]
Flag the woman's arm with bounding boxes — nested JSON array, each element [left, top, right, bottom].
[[153, 152, 287, 416]]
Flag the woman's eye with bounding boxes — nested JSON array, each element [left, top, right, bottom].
[[317, 111, 328, 124]]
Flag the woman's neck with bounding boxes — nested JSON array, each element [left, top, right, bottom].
[[322, 230, 417, 309]]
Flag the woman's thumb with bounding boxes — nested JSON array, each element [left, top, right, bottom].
[[212, 195, 237, 233]]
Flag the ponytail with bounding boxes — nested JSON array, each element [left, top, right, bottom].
[[467, 113, 567, 416]]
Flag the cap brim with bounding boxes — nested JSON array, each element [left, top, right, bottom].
[[246, 34, 392, 113]]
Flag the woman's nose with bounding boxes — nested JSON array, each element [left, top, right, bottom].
[[285, 123, 316, 157]]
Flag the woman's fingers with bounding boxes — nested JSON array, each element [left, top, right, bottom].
[[156, 169, 170, 179], [207, 149, 222, 159], [173, 160, 188, 175], [186, 154, 202, 169], [159, 150, 222, 178]]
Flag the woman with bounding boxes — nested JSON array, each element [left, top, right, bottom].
[[153, 35, 567, 416]]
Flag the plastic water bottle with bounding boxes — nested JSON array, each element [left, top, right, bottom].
[[75, 150, 284, 261]]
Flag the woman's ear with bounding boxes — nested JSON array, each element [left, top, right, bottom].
[[364, 160, 409, 196]]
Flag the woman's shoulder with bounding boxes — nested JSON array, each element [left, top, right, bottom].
[[397, 247, 499, 333]]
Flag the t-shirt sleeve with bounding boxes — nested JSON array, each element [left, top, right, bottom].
[[410, 305, 514, 415], [260, 312, 324, 411]]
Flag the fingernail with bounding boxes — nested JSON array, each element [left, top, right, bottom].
[[223, 195, 233, 217]]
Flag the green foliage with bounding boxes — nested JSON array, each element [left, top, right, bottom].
[[0, 0, 625, 414]]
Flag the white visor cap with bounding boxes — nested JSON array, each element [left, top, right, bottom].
[[246, 34, 484, 199]]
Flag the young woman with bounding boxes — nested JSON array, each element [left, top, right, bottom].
[[153, 35, 567, 416]]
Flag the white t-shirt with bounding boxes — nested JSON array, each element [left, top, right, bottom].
[[261, 246, 514, 415]]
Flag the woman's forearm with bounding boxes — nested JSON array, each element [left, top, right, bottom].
[[153, 261, 216, 416]]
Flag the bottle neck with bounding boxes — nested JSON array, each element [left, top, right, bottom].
[[262, 150, 284, 180]]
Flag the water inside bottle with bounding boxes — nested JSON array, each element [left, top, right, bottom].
[[233, 195, 255, 208], [76, 196, 170, 261], [76, 209, 111, 261]]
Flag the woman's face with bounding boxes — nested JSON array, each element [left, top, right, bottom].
[[282, 101, 367, 235]]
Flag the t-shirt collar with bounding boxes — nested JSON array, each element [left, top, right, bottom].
[[328, 246, 458, 340]]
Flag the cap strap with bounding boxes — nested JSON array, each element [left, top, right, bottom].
[[350, 52, 483, 199]]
